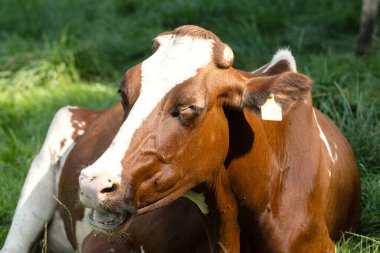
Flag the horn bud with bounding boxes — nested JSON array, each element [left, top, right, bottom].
[[152, 39, 160, 53], [214, 42, 234, 69]]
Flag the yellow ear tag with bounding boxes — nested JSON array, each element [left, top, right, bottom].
[[261, 93, 282, 121]]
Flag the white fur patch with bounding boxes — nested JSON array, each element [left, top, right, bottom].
[[333, 142, 338, 163], [81, 34, 214, 181], [263, 48, 297, 73], [223, 45, 234, 63], [18, 107, 76, 207], [75, 208, 93, 251], [1, 106, 77, 253], [73, 119, 86, 128], [55, 143, 75, 194], [313, 109, 335, 164], [47, 210, 74, 253]]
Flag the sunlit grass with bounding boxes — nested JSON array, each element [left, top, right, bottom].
[[336, 233, 380, 253]]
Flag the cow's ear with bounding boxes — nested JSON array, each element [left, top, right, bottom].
[[240, 49, 311, 118], [252, 48, 297, 76], [220, 49, 311, 118], [242, 72, 312, 116]]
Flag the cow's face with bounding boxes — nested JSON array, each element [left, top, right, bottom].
[[79, 25, 312, 232]]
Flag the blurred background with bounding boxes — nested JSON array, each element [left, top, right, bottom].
[[0, 0, 379, 252]]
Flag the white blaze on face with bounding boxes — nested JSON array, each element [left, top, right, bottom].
[[81, 34, 214, 180]]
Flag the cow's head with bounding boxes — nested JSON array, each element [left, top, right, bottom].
[[79, 25, 312, 232]]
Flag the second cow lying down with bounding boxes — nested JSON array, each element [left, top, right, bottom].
[[2, 25, 360, 253]]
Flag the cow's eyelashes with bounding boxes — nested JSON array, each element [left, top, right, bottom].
[[117, 90, 130, 113], [182, 105, 203, 115], [118, 89, 128, 106], [172, 105, 203, 117], [171, 105, 204, 127]]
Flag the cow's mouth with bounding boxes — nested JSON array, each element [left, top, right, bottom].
[[88, 209, 133, 232], [137, 182, 194, 215], [87, 183, 194, 232]]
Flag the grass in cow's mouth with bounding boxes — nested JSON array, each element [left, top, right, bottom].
[[0, 0, 379, 252]]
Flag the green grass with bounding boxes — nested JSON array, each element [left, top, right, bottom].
[[0, 0, 379, 252]]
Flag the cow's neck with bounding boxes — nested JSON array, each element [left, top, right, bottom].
[[232, 97, 318, 207], [202, 165, 240, 253], [203, 96, 319, 252]]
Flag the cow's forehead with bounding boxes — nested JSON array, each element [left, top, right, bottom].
[[141, 34, 214, 94], [85, 34, 215, 178], [120, 33, 215, 152]]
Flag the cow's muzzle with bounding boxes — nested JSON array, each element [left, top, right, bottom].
[[88, 209, 134, 232], [79, 169, 137, 232]]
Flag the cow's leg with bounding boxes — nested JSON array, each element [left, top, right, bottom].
[[210, 168, 240, 253], [1, 106, 99, 253], [257, 211, 335, 253], [290, 222, 335, 253]]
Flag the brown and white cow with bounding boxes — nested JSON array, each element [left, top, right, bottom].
[[1, 25, 359, 253], [77, 25, 360, 252], [1, 104, 209, 252]]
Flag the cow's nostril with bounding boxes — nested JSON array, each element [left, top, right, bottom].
[[100, 183, 118, 194]]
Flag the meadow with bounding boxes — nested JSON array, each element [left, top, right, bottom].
[[0, 0, 379, 252]]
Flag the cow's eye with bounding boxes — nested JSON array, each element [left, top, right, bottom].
[[181, 105, 202, 116], [171, 105, 203, 127]]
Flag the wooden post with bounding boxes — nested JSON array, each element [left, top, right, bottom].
[[356, 0, 379, 55]]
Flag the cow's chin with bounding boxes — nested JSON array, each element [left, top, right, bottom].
[[88, 209, 133, 233], [137, 182, 194, 215], [87, 183, 194, 232]]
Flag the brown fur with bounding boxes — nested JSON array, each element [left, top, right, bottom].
[[69, 25, 360, 252], [104, 26, 359, 252], [173, 25, 220, 42], [59, 104, 123, 248]]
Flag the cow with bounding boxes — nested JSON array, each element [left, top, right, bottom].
[[77, 25, 360, 252], [1, 105, 210, 253], [1, 25, 360, 253]]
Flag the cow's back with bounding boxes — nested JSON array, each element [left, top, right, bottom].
[[314, 109, 360, 239]]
